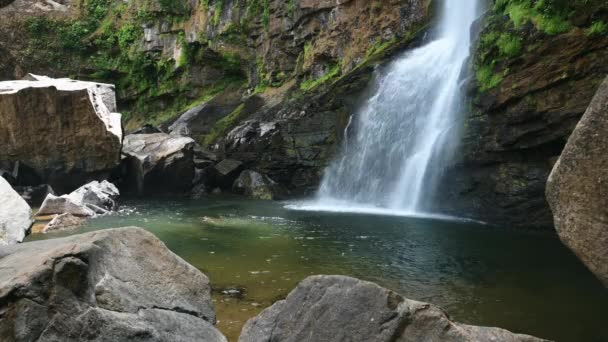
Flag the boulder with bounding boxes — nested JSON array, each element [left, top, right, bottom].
[[232, 170, 285, 200], [0, 74, 122, 193], [210, 159, 243, 189], [0, 227, 226, 341], [42, 213, 86, 233], [14, 184, 55, 207], [546, 76, 608, 287], [38, 180, 119, 217], [239, 275, 548, 342], [0, 176, 32, 245], [122, 133, 196, 194]]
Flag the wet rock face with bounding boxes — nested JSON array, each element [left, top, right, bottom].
[[121, 133, 197, 195], [440, 20, 608, 228], [546, 77, 608, 287], [239, 275, 548, 342], [0, 75, 122, 193], [0, 175, 32, 245], [0, 227, 226, 341]]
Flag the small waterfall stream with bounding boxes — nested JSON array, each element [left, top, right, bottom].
[[311, 0, 479, 215]]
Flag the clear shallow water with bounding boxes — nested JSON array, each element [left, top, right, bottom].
[[28, 196, 608, 342]]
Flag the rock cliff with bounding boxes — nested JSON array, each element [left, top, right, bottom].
[[0, 0, 431, 194], [440, 0, 608, 228]]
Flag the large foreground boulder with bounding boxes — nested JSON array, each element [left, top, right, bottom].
[[0, 227, 226, 342], [0, 176, 32, 245], [0, 74, 122, 193], [239, 275, 547, 342], [38, 180, 119, 217], [546, 77, 608, 287], [122, 133, 196, 194]]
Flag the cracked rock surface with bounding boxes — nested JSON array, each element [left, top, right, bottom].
[[0, 227, 226, 342], [239, 275, 548, 342]]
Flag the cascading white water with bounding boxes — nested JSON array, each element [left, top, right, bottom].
[[312, 0, 479, 215]]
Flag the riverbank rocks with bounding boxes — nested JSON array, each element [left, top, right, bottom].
[[546, 77, 608, 287], [122, 133, 196, 194], [38, 180, 119, 217], [0, 176, 32, 245], [0, 227, 226, 341], [0, 74, 122, 193], [232, 170, 285, 200], [239, 275, 548, 342]]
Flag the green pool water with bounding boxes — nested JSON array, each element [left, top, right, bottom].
[[27, 196, 608, 342]]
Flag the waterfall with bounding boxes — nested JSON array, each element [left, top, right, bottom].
[[312, 0, 479, 215]]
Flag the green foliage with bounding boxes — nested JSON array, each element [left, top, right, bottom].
[[300, 64, 341, 91], [159, 0, 191, 15], [117, 24, 138, 50], [587, 21, 608, 36]]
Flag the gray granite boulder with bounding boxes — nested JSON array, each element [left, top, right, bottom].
[[122, 133, 196, 194], [37, 180, 119, 217], [546, 76, 608, 287], [0, 227, 226, 342], [239, 275, 548, 342], [0, 175, 32, 245]]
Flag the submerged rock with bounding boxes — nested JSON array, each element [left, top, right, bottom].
[[0, 176, 32, 245], [232, 170, 285, 200], [122, 133, 196, 194], [0, 74, 122, 193], [239, 275, 548, 342], [0, 227, 226, 341], [37, 180, 119, 217], [546, 77, 608, 287], [42, 213, 85, 233]]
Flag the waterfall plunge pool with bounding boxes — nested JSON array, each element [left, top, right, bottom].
[[27, 196, 608, 342]]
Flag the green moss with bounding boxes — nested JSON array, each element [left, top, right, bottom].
[[476, 65, 504, 92], [496, 33, 522, 57], [587, 21, 608, 36], [300, 63, 341, 91], [492, 0, 586, 35], [213, 0, 224, 26], [203, 103, 247, 145]]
